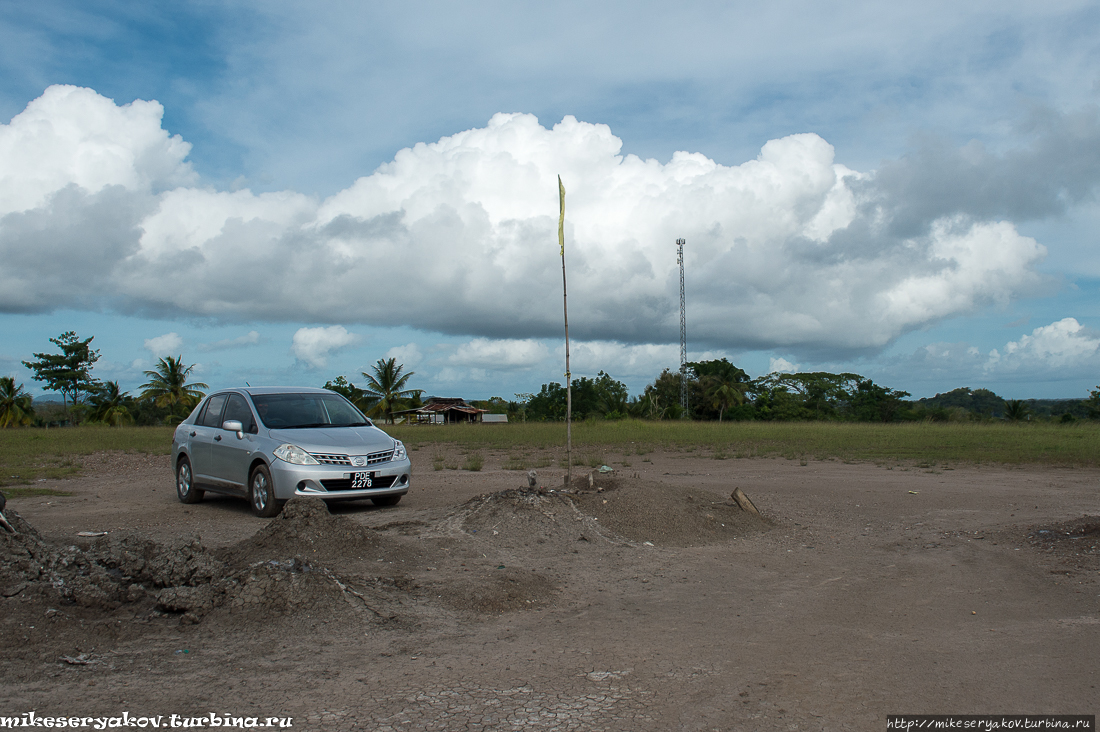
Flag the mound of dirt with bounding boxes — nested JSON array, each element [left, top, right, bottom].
[[224, 498, 398, 569], [2, 509, 139, 610], [460, 488, 594, 551], [458, 478, 772, 550], [572, 479, 772, 547], [156, 560, 408, 626], [95, 532, 227, 589], [0, 502, 409, 627]]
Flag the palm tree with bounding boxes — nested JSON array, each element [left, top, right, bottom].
[[361, 358, 417, 424], [1004, 399, 1030, 422], [140, 356, 209, 413], [89, 381, 133, 427], [0, 377, 34, 428], [705, 377, 746, 422]]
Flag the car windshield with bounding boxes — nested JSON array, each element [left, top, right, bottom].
[[250, 393, 371, 429]]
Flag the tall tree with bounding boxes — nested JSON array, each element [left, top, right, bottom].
[[526, 382, 568, 421], [361, 358, 417, 423], [593, 371, 630, 418], [324, 376, 368, 408], [21, 332, 101, 419], [848, 378, 910, 422], [139, 356, 209, 414], [0, 377, 34, 428], [88, 381, 134, 427]]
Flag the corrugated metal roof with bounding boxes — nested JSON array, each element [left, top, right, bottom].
[[394, 397, 487, 415], [417, 403, 483, 414]]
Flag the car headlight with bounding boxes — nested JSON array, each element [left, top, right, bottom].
[[392, 440, 407, 461], [273, 444, 320, 465]]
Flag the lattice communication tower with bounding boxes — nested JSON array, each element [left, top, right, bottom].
[[677, 238, 688, 417]]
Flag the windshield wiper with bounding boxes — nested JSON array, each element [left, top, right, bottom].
[[282, 422, 330, 429]]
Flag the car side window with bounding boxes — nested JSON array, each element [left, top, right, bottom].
[[223, 394, 256, 433], [195, 399, 211, 426], [201, 394, 229, 428]]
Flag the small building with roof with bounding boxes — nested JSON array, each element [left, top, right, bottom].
[[395, 397, 488, 425]]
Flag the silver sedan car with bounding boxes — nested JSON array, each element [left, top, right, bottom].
[[171, 387, 411, 517]]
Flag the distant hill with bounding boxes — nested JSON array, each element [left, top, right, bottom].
[[913, 387, 1089, 419], [914, 387, 1006, 417]]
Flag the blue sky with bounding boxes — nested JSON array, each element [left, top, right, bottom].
[[2, 1, 1100, 401]]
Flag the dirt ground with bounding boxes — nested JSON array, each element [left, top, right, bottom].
[[2, 446, 1098, 731]]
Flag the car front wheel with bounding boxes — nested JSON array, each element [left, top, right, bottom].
[[177, 457, 204, 504], [249, 464, 283, 517]]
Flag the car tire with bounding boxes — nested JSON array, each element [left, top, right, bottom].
[[177, 457, 204, 504], [249, 464, 283, 518], [371, 494, 402, 507]]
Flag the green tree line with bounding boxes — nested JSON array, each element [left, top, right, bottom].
[[3, 331, 209, 428], [513, 359, 1100, 424], [7, 331, 1100, 428]]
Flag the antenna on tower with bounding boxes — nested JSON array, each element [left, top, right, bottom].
[[677, 238, 688, 418]]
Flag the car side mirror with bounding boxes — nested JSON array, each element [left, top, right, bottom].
[[222, 420, 244, 439]]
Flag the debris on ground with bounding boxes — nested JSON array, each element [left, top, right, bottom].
[[731, 487, 761, 516], [1025, 516, 1100, 572]]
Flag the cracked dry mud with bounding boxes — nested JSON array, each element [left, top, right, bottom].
[[2, 448, 1098, 730]]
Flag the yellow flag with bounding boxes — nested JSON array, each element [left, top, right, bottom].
[[558, 175, 566, 257]]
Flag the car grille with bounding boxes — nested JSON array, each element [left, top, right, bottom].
[[320, 475, 398, 491], [307, 449, 395, 466], [364, 449, 395, 465], [309, 453, 352, 465]]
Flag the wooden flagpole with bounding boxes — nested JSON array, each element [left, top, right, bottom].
[[558, 175, 571, 487]]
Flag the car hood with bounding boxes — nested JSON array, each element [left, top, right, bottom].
[[268, 426, 396, 453]]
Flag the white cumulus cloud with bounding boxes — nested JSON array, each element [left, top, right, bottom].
[[987, 318, 1100, 372], [384, 343, 423, 368], [291, 325, 358, 368], [0, 86, 1060, 356], [450, 338, 550, 370], [890, 317, 1100, 386], [565, 341, 693, 380], [144, 332, 184, 359], [0, 85, 196, 218], [769, 357, 799, 373]]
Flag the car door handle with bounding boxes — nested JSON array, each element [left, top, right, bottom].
[[190, 431, 196, 437], [214, 434, 222, 441]]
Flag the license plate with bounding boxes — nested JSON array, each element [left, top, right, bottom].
[[350, 472, 374, 489]]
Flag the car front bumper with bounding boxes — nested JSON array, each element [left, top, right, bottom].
[[269, 458, 412, 501]]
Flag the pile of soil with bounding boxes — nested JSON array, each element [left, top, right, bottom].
[[0, 499, 411, 627], [459, 487, 594, 550], [225, 497, 410, 569], [571, 479, 772, 547], [457, 476, 772, 550]]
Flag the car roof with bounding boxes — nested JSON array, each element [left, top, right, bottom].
[[237, 386, 334, 396]]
